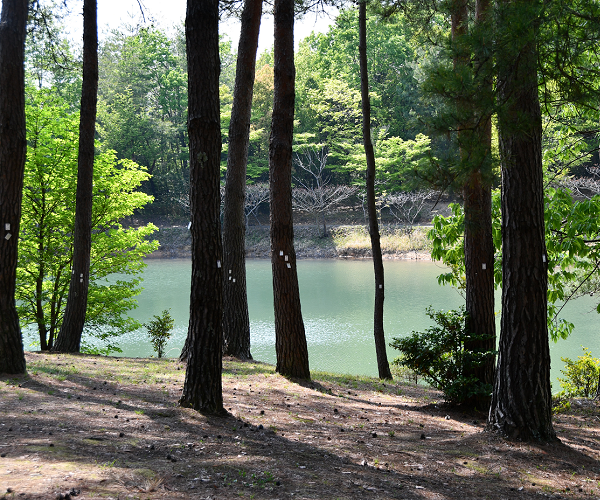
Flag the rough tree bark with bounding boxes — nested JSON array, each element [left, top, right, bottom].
[[488, 0, 555, 441], [453, 0, 496, 403], [0, 0, 28, 374], [359, 0, 392, 380], [269, 0, 310, 380], [53, 0, 98, 353], [178, 0, 225, 414], [464, 0, 496, 398], [222, 0, 263, 360]]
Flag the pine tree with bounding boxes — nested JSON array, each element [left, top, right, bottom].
[[222, 0, 263, 360], [53, 0, 98, 353], [269, 0, 310, 380], [0, 0, 28, 374], [178, 0, 225, 413], [359, 0, 392, 380]]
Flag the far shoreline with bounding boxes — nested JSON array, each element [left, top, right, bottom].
[[144, 223, 434, 261]]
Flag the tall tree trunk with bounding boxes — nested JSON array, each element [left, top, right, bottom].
[[359, 0, 392, 380], [488, 0, 555, 442], [0, 0, 28, 374], [269, 0, 310, 380], [453, 0, 496, 405], [178, 0, 225, 414], [464, 0, 496, 400], [53, 0, 98, 352], [222, 0, 263, 360]]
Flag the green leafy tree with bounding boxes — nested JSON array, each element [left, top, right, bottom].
[[293, 7, 428, 188], [145, 309, 175, 358], [344, 132, 433, 191], [295, 8, 422, 141], [25, 2, 81, 105], [247, 62, 274, 181], [17, 88, 158, 353]]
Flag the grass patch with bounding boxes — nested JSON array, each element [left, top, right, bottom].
[[223, 360, 275, 377], [310, 369, 398, 394], [331, 225, 431, 256], [244, 224, 432, 258]]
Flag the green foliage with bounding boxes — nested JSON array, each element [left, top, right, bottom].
[[145, 309, 175, 358], [557, 347, 600, 398], [97, 25, 189, 214], [295, 8, 422, 140], [551, 395, 572, 414], [18, 88, 159, 353], [25, 2, 81, 106], [344, 132, 434, 191], [390, 307, 494, 404], [293, 8, 429, 189], [428, 183, 600, 342]]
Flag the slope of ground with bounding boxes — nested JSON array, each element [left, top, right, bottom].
[[1, 353, 599, 499]]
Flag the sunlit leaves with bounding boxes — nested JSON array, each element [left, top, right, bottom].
[[17, 88, 158, 352], [428, 184, 600, 342]]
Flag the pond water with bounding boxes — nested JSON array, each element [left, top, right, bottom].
[[27, 258, 600, 388]]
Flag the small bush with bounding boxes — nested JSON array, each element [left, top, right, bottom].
[[390, 306, 494, 404], [390, 357, 419, 385], [558, 347, 600, 398], [145, 309, 175, 358]]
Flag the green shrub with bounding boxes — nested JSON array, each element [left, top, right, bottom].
[[390, 359, 420, 385], [145, 309, 175, 358], [551, 394, 572, 414], [558, 347, 600, 398], [390, 306, 494, 404]]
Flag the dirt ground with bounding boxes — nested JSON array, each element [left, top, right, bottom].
[[1, 352, 599, 500]]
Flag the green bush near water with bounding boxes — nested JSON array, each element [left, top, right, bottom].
[[390, 307, 495, 404], [558, 347, 600, 398]]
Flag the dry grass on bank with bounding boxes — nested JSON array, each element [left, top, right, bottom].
[[1, 353, 600, 500], [331, 225, 431, 259]]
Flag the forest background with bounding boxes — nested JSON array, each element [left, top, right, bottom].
[[20, 0, 600, 357], [30, 2, 484, 221]]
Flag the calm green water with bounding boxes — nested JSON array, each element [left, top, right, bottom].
[[85, 258, 600, 388]]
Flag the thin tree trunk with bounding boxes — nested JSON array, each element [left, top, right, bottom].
[[0, 0, 28, 374], [488, 0, 555, 441], [269, 0, 310, 380], [359, 0, 392, 380], [53, 0, 98, 352], [463, 0, 496, 401], [222, 0, 263, 360], [178, 0, 225, 414], [453, 0, 496, 405]]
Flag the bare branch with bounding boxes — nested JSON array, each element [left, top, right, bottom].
[[244, 183, 269, 227], [383, 190, 437, 228]]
